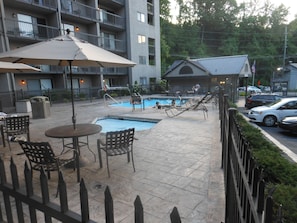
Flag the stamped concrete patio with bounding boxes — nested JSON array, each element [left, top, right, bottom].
[[0, 95, 225, 223]]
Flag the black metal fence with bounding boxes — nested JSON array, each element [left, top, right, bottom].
[[219, 94, 281, 223], [0, 157, 182, 223]]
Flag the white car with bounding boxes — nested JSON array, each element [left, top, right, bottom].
[[237, 86, 262, 93], [247, 86, 262, 93], [247, 97, 297, 126]]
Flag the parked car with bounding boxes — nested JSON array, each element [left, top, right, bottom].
[[259, 85, 271, 92], [245, 94, 282, 109], [278, 116, 297, 133], [247, 97, 297, 127], [237, 86, 246, 92], [237, 86, 262, 94], [247, 86, 262, 93]]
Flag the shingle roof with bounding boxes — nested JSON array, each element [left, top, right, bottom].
[[191, 55, 249, 75]]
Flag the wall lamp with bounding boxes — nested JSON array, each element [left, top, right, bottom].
[[80, 78, 84, 84], [75, 26, 80, 32], [20, 80, 26, 85]]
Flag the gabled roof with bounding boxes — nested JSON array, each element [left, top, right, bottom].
[[164, 55, 251, 79], [163, 59, 207, 77], [191, 55, 249, 75]]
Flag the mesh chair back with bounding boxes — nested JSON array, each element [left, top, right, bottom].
[[5, 115, 30, 133], [19, 141, 57, 168], [105, 128, 135, 155]]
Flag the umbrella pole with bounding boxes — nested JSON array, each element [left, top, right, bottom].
[[69, 61, 76, 129]]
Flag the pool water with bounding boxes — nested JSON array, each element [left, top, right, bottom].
[[95, 117, 159, 133], [110, 98, 188, 108]]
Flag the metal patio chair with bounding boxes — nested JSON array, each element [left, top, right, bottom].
[[19, 141, 77, 180], [97, 128, 135, 177], [2, 115, 30, 150]]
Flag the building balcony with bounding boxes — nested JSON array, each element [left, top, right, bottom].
[[99, 0, 124, 10], [60, 0, 99, 23], [15, 0, 57, 11], [5, 18, 59, 40], [101, 37, 126, 53], [99, 10, 125, 31], [40, 65, 128, 76], [74, 31, 126, 53]]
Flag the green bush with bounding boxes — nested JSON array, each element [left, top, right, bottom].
[[234, 111, 297, 222]]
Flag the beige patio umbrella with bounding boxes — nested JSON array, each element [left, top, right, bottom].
[[0, 30, 136, 129], [0, 61, 40, 72]]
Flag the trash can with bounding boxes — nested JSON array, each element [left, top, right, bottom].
[[16, 100, 32, 113], [30, 96, 50, 119]]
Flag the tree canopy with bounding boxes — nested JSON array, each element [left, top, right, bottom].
[[160, 0, 296, 86]]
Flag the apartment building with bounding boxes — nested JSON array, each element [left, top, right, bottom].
[[0, 0, 160, 109]]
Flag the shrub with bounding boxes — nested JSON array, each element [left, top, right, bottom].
[[235, 110, 297, 221]]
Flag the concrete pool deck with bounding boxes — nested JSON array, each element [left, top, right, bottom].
[[0, 95, 225, 222]]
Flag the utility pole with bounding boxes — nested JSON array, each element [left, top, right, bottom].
[[283, 25, 287, 70]]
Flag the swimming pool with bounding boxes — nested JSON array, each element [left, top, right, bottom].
[[110, 97, 188, 108], [95, 116, 160, 133]]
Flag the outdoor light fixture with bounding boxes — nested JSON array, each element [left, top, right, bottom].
[[20, 80, 26, 85], [80, 78, 84, 84], [75, 26, 80, 32]]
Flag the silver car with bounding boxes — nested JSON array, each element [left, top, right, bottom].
[[247, 97, 297, 126]]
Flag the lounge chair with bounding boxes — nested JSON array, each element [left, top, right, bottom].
[[165, 93, 209, 118]]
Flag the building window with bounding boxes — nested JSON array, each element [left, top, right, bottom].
[[138, 35, 146, 44], [147, 0, 154, 25], [102, 32, 116, 50], [139, 56, 146, 65], [179, 66, 193, 74], [17, 14, 47, 38], [40, 79, 52, 90], [148, 38, 155, 65], [137, 12, 145, 23], [140, 77, 147, 86]]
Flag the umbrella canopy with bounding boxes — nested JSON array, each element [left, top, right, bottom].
[[0, 61, 40, 72], [0, 30, 136, 129]]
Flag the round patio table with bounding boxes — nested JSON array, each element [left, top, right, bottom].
[[45, 123, 101, 182]]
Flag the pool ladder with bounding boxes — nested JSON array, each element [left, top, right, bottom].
[[103, 93, 120, 106]]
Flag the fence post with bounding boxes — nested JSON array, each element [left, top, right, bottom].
[[80, 179, 90, 222], [0, 157, 13, 223], [10, 158, 25, 223], [105, 186, 114, 223], [134, 195, 143, 223], [40, 168, 52, 222], [264, 196, 273, 223], [257, 179, 265, 213], [58, 172, 69, 213], [170, 207, 181, 223], [24, 162, 37, 222]]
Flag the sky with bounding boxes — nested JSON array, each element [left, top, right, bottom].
[[170, 0, 297, 23]]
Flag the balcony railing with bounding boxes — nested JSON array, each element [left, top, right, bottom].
[[40, 65, 128, 76], [74, 32, 101, 45], [74, 31, 126, 53], [5, 18, 59, 40], [60, 0, 98, 21], [102, 37, 126, 53], [99, 10, 125, 29], [16, 0, 57, 10]]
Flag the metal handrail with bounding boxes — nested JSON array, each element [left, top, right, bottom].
[[103, 93, 120, 106]]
